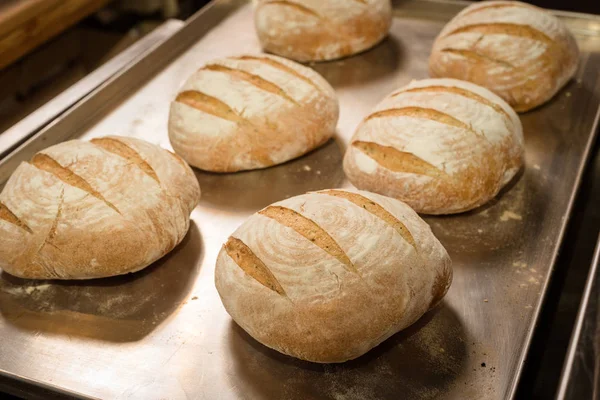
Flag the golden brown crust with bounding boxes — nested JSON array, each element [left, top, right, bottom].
[[168, 54, 339, 172], [343, 78, 524, 215], [0, 202, 32, 233], [254, 0, 392, 62], [392, 85, 512, 121], [0, 136, 201, 280], [31, 153, 121, 214], [202, 64, 299, 105], [174, 90, 246, 124], [429, 1, 579, 112], [443, 23, 554, 45], [367, 106, 478, 135], [224, 237, 287, 296], [345, 144, 508, 214], [215, 190, 452, 362], [91, 137, 160, 183], [319, 189, 416, 249], [351, 141, 444, 178], [259, 205, 357, 274], [232, 55, 324, 93]]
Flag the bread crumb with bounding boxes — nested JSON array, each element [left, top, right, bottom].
[[316, 170, 321, 175], [500, 211, 522, 222], [533, 164, 541, 170], [512, 261, 527, 268], [477, 229, 483, 233], [3, 284, 51, 296], [525, 305, 533, 309], [483, 299, 488, 303], [565, 92, 572, 97], [302, 165, 311, 171], [191, 296, 198, 300]]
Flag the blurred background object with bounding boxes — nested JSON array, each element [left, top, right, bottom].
[[0, 0, 210, 135]]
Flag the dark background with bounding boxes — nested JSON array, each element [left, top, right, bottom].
[[490, 0, 598, 14]]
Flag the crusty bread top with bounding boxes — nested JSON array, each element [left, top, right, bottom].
[[173, 54, 335, 121], [169, 53, 339, 172], [222, 190, 430, 299], [352, 78, 522, 177], [430, 1, 579, 111], [344, 78, 524, 214], [253, 0, 392, 61], [441, 1, 567, 42], [0, 136, 200, 279], [215, 189, 451, 362]]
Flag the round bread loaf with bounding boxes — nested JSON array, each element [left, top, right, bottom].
[[343, 78, 524, 215], [253, 0, 392, 62], [0, 136, 200, 279], [168, 54, 339, 172], [429, 1, 579, 112], [215, 189, 452, 363]]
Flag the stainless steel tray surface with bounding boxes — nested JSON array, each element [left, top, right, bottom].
[[1, 1, 600, 399]]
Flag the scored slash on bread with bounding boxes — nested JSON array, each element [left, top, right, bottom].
[[259, 204, 359, 275], [31, 153, 121, 215], [344, 78, 524, 215], [391, 85, 514, 121], [367, 106, 482, 136], [215, 189, 451, 363], [351, 141, 445, 179], [320, 189, 416, 249], [429, 0, 579, 112], [168, 53, 339, 173], [92, 137, 160, 183], [0, 136, 200, 280], [202, 64, 300, 106], [232, 55, 324, 93], [224, 236, 288, 296], [0, 202, 33, 233]]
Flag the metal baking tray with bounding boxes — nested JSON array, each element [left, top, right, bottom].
[[1, 0, 599, 398]]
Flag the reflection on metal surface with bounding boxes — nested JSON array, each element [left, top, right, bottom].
[[0, 1, 598, 399], [425, 169, 528, 257], [310, 37, 404, 88], [227, 306, 474, 399], [195, 138, 345, 211]]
